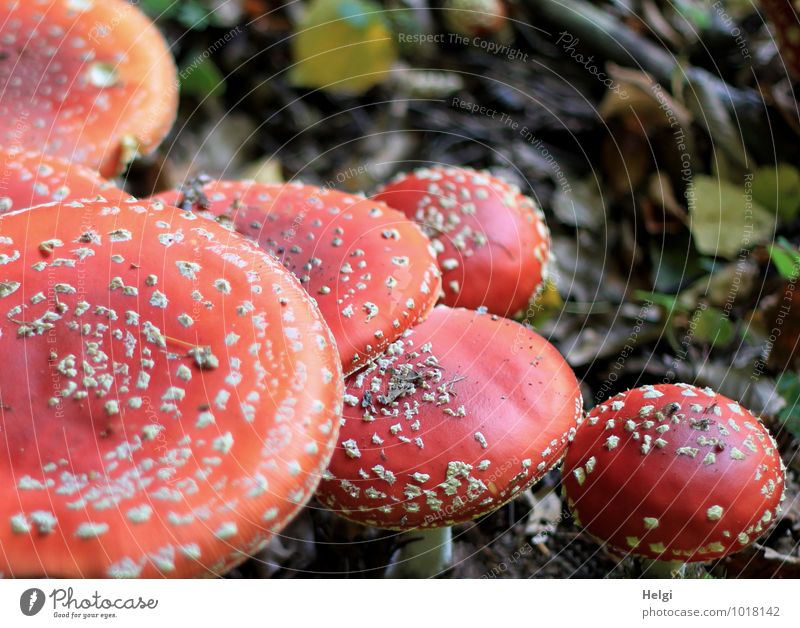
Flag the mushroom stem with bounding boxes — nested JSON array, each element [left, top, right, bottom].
[[384, 527, 453, 578], [639, 559, 687, 579]]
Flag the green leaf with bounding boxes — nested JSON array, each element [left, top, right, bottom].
[[673, 0, 712, 29], [140, 0, 219, 29], [633, 290, 684, 313], [687, 175, 775, 258], [751, 164, 800, 222], [139, 0, 179, 19], [180, 55, 226, 98], [768, 239, 800, 280], [691, 306, 734, 348]]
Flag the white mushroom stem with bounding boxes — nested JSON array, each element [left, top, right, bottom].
[[384, 527, 453, 578]]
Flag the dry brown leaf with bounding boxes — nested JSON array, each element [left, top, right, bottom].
[[641, 0, 683, 50], [600, 63, 692, 133], [648, 171, 686, 222]]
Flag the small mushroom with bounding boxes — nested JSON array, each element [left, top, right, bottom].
[[0, 197, 343, 578], [0, 0, 178, 176], [0, 146, 127, 214], [317, 305, 583, 576], [374, 166, 551, 317], [762, 0, 800, 80], [442, 0, 509, 39], [151, 180, 442, 374], [563, 383, 786, 577]]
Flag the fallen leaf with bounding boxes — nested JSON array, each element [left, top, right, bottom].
[[600, 64, 692, 132], [687, 175, 775, 258], [290, 0, 397, 94], [180, 54, 226, 98], [691, 305, 734, 348], [551, 178, 607, 230], [768, 238, 800, 280], [752, 163, 800, 222], [648, 171, 686, 221], [241, 157, 284, 184]]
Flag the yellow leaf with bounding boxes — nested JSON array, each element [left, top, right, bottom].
[[290, 0, 397, 95], [687, 175, 775, 258]]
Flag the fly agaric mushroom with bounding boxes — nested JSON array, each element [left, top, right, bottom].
[[442, 0, 509, 39], [0, 197, 343, 578], [563, 383, 786, 577], [151, 179, 441, 374], [317, 305, 583, 576], [762, 0, 800, 80], [0, 146, 128, 214], [373, 166, 551, 318], [0, 0, 178, 177]]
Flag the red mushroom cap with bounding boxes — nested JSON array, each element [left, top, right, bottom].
[[0, 146, 127, 213], [0, 198, 343, 578], [563, 383, 786, 562], [0, 0, 178, 177], [151, 180, 442, 374], [762, 0, 800, 80], [373, 166, 551, 317], [316, 305, 583, 529]]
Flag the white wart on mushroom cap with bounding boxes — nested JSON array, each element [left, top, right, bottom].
[[374, 166, 551, 317], [563, 384, 786, 562], [0, 146, 126, 214], [0, 0, 178, 176], [0, 198, 343, 578], [151, 180, 442, 374], [317, 306, 583, 529]]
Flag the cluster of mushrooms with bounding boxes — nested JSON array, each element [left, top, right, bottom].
[[0, 0, 787, 579]]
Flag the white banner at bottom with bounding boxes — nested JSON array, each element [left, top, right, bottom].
[[0, 578, 796, 627]]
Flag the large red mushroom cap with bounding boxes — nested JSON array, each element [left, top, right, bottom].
[[152, 180, 442, 374], [0, 198, 343, 578], [0, 0, 178, 177], [563, 384, 786, 562], [373, 166, 551, 317], [0, 146, 127, 213], [316, 306, 583, 529]]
